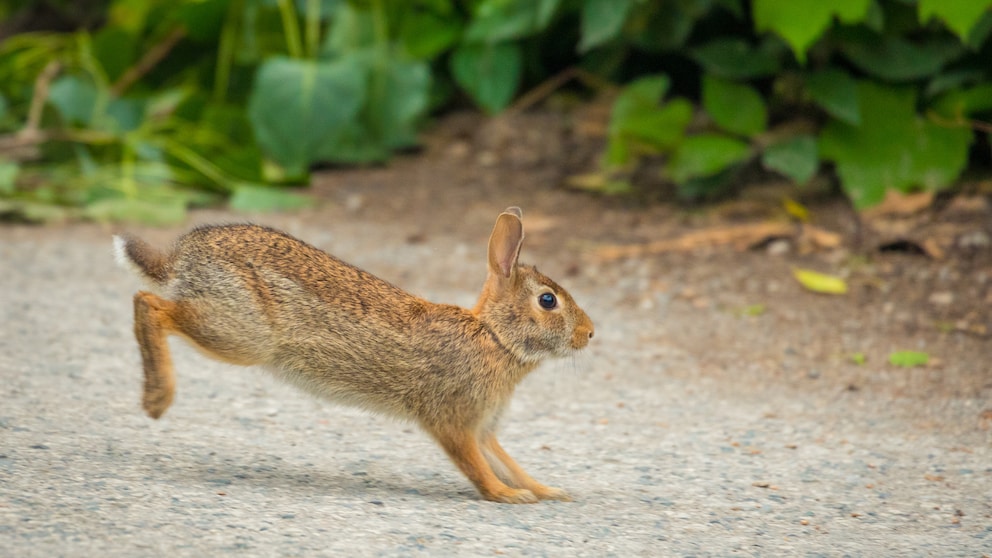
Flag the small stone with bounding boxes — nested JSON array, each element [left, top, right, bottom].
[[766, 239, 790, 256], [928, 291, 954, 306], [344, 194, 364, 213], [958, 231, 990, 249]]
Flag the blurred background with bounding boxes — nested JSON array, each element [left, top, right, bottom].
[[0, 0, 990, 224]]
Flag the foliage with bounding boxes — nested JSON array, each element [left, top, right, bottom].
[[0, 0, 990, 222], [595, 0, 992, 206]]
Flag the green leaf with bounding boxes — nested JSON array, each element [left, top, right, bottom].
[[702, 76, 767, 136], [819, 82, 972, 209], [625, 1, 696, 52], [605, 75, 692, 166], [610, 75, 671, 132], [450, 42, 522, 113], [666, 134, 751, 183], [397, 9, 461, 59], [837, 28, 963, 82], [228, 183, 314, 212], [91, 27, 136, 83], [315, 53, 429, 164], [806, 68, 860, 125], [752, 0, 872, 63], [966, 10, 992, 48], [465, 0, 561, 42], [48, 75, 99, 126], [690, 38, 781, 79], [368, 58, 430, 150], [888, 350, 930, 367], [919, 0, 992, 41], [618, 99, 694, 150], [247, 56, 366, 178], [579, 0, 634, 52], [176, 0, 228, 41], [762, 135, 819, 184], [0, 161, 19, 195], [792, 268, 847, 295], [932, 84, 992, 118]]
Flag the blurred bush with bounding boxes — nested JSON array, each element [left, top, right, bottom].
[[0, 0, 989, 222]]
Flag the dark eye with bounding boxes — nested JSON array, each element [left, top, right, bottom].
[[538, 292, 557, 310]]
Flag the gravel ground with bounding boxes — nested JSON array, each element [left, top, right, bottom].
[[1, 212, 990, 557]]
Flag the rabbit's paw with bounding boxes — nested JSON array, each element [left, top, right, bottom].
[[532, 485, 572, 502], [486, 487, 539, 504]]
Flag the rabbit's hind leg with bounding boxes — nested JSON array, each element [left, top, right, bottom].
[[480, 433, 571, 501], [133, 291, 179, 419]]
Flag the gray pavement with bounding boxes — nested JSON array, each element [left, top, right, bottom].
[[1, 217, 990, 557]]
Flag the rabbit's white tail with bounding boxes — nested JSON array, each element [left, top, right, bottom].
[[113, 235, 170, 287]]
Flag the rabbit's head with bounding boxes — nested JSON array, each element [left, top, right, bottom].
[[474, 207, 594, 363]]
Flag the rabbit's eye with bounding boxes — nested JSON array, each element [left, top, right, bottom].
[[538, 292, 557, 310]]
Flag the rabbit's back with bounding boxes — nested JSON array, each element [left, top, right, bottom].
[[159, 225, 508, 417]]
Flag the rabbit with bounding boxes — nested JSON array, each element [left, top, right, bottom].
[[113, 207, 594, 503]]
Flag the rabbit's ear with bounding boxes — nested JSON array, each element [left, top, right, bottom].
[[488, 207, 524, 279]]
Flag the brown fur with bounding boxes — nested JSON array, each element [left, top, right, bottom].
[[114, 208, 594, 503]]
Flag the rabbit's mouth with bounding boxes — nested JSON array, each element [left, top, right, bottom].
[[571, 324, 594, 350]]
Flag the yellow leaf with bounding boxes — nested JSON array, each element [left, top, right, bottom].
[[792, 268, 847, 295], [783, 197, 809, 222]]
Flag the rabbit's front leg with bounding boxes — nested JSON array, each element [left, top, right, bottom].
[[433, 428, 539, 504], [480, 433, 571, 501]]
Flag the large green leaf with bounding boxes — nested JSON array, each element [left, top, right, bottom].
[[806, 68, 860, 125], [702, 76, 767, 137], [247, 56, 366, 178], [819, 82, 972, 208], [318, 54, 431, 163], [837, 28, 963, 82], [690, 38, 781, 79], [666, 134, 751, 183], [465, 0, 561, 42], [919, 0, 992, 41], [367, 58, 430, 150], [579, 0, 634, 52], [752, 0, 872, 63], [450, 42, 522, 113], [762, 135, 819, 184]]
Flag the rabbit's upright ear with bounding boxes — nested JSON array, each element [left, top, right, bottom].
[[488, 207, 524, 280]]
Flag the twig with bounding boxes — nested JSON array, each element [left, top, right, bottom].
[[506, 66, 614, 115], [928, 111, 992, 134], [25, 60, 61, 135], [110, 27, 187, 97]]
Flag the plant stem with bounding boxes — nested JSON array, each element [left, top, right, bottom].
[[111, 27, 187, 97], [305, 0, 321, 59], [276, 0, 304, 58], [213, 0, 241, 103]]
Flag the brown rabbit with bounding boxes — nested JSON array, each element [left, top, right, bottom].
[[114, 207, 594, 503]]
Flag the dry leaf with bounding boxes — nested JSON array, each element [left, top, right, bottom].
[[861, 190, 935, 219]]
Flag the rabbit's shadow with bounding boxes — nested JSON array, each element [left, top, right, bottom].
[[162, 452, 475, 504]]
